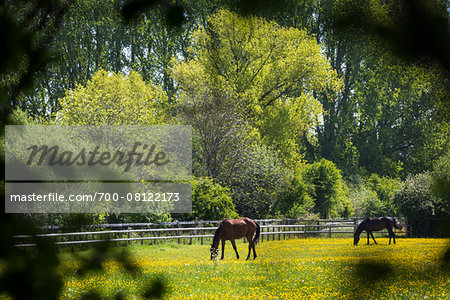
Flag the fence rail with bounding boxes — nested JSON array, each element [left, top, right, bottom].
[[13, 218, 409, 247]]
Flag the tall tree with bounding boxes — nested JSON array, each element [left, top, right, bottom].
[[172, 9, 341, 175], [253, 0, 449, 178]]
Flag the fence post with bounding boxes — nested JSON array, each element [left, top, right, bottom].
[[329, 226, 332, 238], [317, 220, 320, 236], [261, 223, 264, 242]]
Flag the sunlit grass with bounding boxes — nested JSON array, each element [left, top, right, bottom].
[[58, 238, 449, 299]]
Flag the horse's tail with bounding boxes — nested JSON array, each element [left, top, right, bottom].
[[393, 218, 402, 229], [253, 221, 260, 245]]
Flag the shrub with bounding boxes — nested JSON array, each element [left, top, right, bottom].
[[224, 145, 286, 219], [366, 174, 401, 216], [302, 159, 350, 219], [177, 177, 239, 221], [272, 174, 315, 219], [394, 172, 436, 237]]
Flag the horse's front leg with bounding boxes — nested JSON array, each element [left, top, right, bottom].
[[370, 232, 377, 244], [367, 232, 370, 244], [230, 239, 239, 259], [221, 239, 225, 260]]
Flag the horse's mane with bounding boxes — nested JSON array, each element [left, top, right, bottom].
[[212, 222, 224, 247]]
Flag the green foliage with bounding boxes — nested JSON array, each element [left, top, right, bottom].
[[178, 177, 238, 221], [224, 144, 286, 219], [8, 108, 42, 125], [431, 153, 450, 212], [56, 69, 169, 125], [349, 186, 381, 218], [0, 217, 63, 299], [48, 69, 173, 225], [349, 174, 401, 218], [394, 173, 436, 236], [430, 152, 450, 235], [311, 0, 449, 179], [0, 0, 69, 123], [302, 159, 350, 219], [104, 213, 172, 224], [6, 0, 447, 182], [352, 60, 449, 177], [365, 174, 401, 216], [171, 9, 341, 169], [272, 173, 315, 219]]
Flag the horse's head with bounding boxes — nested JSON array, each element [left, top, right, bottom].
[[210, 244, 219, 260], [354, 234, 360, 245]]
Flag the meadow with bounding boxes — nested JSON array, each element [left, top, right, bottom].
[[52, 238, 450, 299]]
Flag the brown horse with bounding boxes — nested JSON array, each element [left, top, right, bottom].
[[210, 218, 260, 260], [354, 217, 402, 245]]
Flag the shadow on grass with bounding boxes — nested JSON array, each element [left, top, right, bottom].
[[337, 247, 449, 299]]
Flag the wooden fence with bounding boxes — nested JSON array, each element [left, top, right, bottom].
[[13, 218, 409, 247]]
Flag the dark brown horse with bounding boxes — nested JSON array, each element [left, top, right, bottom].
[[354, 217, 402, 245], [210, 218, 260, 260]]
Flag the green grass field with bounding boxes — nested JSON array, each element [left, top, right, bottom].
[[22, 238, 450, 299]]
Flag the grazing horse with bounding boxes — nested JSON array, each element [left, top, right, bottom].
[[354, 217, 402, 245], [210, 218, 260, 260]]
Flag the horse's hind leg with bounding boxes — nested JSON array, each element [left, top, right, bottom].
[[370, 232, 377, 244], [367, 232, 370, 244], [245, 235, 252, 260], [252, 242, 257, 259], [230, 239, 239, 259], [221, 239, 225, 260]]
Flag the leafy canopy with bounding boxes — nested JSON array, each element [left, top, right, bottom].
[[56, 69, 169, 125], [171, 9, 341, 167]]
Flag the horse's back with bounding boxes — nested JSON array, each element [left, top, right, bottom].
[[220, 218, 256, 239], [241, 217, 257, 227], [363, 216, 395, 231], [224, 217, 256, 226], [380, 216, 394, 222]]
